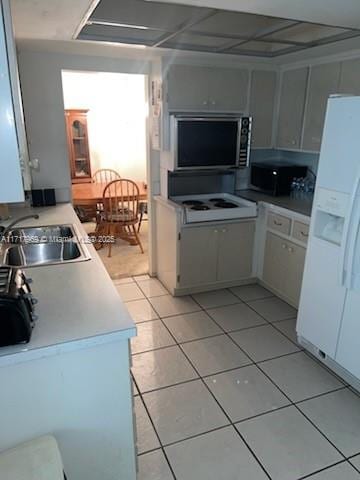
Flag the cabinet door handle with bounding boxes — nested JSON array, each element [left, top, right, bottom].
[[222, 229, 227, 233], [274, 220, 283, 226], [214, 229, 218, 233], [282, 243, 287, 249], [288, 247, 294, 253], [203, 100, 208, 105], [300, 231, 309, 237]]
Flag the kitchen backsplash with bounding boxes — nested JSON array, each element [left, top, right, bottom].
[[236, 148, 320, 190]]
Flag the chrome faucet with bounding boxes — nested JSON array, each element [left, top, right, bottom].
[[0, 214, 40, 239]]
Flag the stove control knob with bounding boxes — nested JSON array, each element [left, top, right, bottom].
[[31, 314, 39, 322]]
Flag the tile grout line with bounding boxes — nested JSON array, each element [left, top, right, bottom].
[[133, 377, 178, 480], [254, 359, 350, 462], [131, 281, 360, 476], [234, 289, 352, 385], [189, 294, 303, 376], [298, 459, 357, 479], [348, 457, 360, 475], [132, 285, 348, 393], [132, 337, 303, 364], [133, 278, 169, 300], [134, 365, 348, 407], [135, 299, 273, 476], [188, 294, 356, 465], [197, 291, 300, 352], [133, 288, 352, 428], [227, 288, 351, 388], [228, 290, 302, 348], [129, 291, 179, 480], [155, 309, 273, 480]]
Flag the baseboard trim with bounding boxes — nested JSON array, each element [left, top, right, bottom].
[[258, 279, 298, 309]]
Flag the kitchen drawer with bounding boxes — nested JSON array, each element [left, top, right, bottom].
[[292, 221, 310, 244], [267, 212, 291, 235]]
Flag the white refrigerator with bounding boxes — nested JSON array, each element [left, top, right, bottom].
[[297, 95, 360, 390]]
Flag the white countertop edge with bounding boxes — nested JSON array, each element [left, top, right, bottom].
[[258, 201, 311, 222], [153, 195, 182, 211], [0, 203, 137, 360], [0, 326, 136, 368]]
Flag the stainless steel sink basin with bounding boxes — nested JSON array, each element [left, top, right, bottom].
[[0, 223, 91, 267], [6, 225, 74, 244], [5, 242, 82, 267]]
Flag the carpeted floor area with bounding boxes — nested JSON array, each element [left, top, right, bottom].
[[83, 221, 149, 280]]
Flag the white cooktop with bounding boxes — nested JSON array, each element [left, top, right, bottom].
[[171, 193, 257, 223]]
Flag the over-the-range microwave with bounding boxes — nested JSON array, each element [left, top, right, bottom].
[[171, 115, 252, 170]]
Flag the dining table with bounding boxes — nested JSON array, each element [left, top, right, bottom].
[[71, 180, 148, 249], [71, 181, 148, 206]]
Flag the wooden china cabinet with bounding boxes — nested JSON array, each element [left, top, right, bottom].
[[65, 109, 92, 183]]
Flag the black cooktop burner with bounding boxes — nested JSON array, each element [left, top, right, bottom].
[[191, 205, 210, 211], [183, 200, 204, 206], [214, 201, 238, 209]]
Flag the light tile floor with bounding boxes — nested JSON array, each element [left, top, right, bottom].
[[119, 277, 360, 480]]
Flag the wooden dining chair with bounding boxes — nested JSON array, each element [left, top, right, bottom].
[[92, 168, 121, 184], [101, 179, 144, 257], [92, 169, 121, 227]]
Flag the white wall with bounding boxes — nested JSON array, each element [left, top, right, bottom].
[[62, 71, 147, 182], [17, 43, 152, 201]]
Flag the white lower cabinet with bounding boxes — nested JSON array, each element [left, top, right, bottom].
[[263, 231, 288, 294], [179, 225, 218, 286], [263, 231, 306, 307], [217, 222, 255, 282], [179, 221, 255, 288]]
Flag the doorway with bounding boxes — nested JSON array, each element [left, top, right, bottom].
[[61, 70, 150, 278]]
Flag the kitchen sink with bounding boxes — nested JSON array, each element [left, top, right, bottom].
[[6, 225, 74, 244], [0, 223, 91, 267], [5, 242, 82, 267]]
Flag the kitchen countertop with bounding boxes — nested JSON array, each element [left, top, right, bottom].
[[0, 203, 136, 366], [236, 189, 314, 217]]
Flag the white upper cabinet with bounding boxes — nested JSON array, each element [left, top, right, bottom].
[[167, 64, 211, 111], [302, 62, 341, 152], [249, 70, 277, 148], [338, 58, 360, 95], [166, 64, 249, 112], [276, 67, 308, 150], [205, 67, 249, 112], [0, 1, 24, 203]]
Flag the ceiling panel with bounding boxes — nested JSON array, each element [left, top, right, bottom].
[[164, 32, 231, 48], [264, 23, 349, 44], [232, 40, 292, 53], [90, 0, 208, 31], [78, 0, 360, 58], [189, 11, 293, 38], [79, 24, 164, 44]]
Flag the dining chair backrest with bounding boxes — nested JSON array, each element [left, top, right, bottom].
[[102, 179, 140, 224], [93, 169, 121, 185]]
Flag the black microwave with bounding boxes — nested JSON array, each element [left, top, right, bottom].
[[250, 162, 308, 196]]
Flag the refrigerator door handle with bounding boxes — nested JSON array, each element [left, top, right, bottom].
[[340, 170, 360, 287], [346, 197, 360, 289]]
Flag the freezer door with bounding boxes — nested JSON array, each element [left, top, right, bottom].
[[335, 289, 360, 378], [317, 96, 360, 194], [297, 237, 347, 357], [345, 194, 360, 290]]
